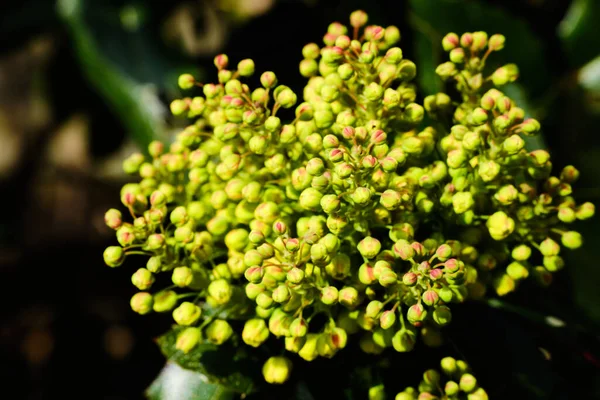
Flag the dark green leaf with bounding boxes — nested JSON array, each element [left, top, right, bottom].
[[156, 326, 259, 395], [146, 362, 236, 400], [57, 0, 201, 149], [558, 0, 600, 68], [409, 0, 550, 98]]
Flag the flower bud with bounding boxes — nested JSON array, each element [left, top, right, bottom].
[[422, 290, 439, 307], [380, 310, 396, 329], [436, 61, 457, 80], [170, 99, 188, 116], [130, 292, 153, 314], [256, 292, 274, 309], [540, 237, 560, 256], [290, 318, 308, 337], [442, 33, 459, 51], [495, 185, 518, 205], [561, 231, 582, 249], [511, 244, 531, 261], [104, 209, 122, 230], [392, 328, 416, 352], [488, 34, 505, 51], [153, 290, 178, 312], [407, 304, 427, 325], [299, 188, 324, 211], [104, 246, 124, 267], [576, 202, 595, 220], [277, 88, 297, 108], [175, 327, 201, 354], [131, 268, 155, 290], [272, 285, 291, 303], [449, 48, 465, 63], [402, 272, 418, 286], [262, 356, 292, 384], [452, 192, 474, 214], [350, 10, 368, 28], [393, 240, 414, 260], [208, 279, 233, 304], [560, 165, 580, 183], [486, 211, 515, 240], [205, 319, 233, 345], [492, 63, 519, 86], [494, 274, 516, 296], [172, 266, 194, 287], [351, 187, 372, 205], [433, 305, 452, 326], [478, 160, 500, 182], [260, 71, 277, 88], [237, 58, 255, 76], [435, 244, 452, 260], [358, 236, 382, 259], [459, 373, 477, 393], [173, 302, 202, 326], [520, 118, 540, 136], [303, 43, 320, 59], [321, 286, 339, 305], [242, 318, 269, 347], [506, 261, 529, 280], [339, 286, 360, 309]]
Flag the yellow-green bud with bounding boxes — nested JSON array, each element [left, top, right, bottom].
[[153, 290, 178, 312], [339, 286, 360, 309], [104, 246, 125, 267], [173, 302, 202, 325], [130, 292, 153, 314], [132, 268, 155, 290], [178, 73, 195, 89], [358, 236, 381, 259], [262, 356, 292, 384], [242, 318, 269, 347], [175, 327, 201, 353], [205, 319, 233, 345], [459, 373, 477, 393], [486, 211, 515, 240], [392, 328, 416, 352], [207, 279, 233, 304]]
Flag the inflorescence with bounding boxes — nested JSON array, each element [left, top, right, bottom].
[[103, 9, 593, 389]]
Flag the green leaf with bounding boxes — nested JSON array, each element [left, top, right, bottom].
[[57, 0, 201, 149], [146, 362, 236, 400], [156, 326, 259, 395], [409, 0, 550, 98], [558, 0, 600, 68]]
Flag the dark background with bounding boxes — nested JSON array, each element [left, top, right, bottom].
[[1, 0, 600, 398]]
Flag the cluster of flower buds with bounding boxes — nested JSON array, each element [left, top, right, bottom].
[[431, 31, 594, 296], [393, 357, 488, 400], [103, 10, 593, 385]]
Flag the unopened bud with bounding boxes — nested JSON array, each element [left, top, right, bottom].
[[205, 319, 233, 345], [175, 327, 201, 353], [262, 356, 292, 384]]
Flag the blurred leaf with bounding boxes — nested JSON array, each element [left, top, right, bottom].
[[57, 0, 200, 149], [558, 0, 600, 68], [409, 0, 550, 98], [577, 55, 600, 115], [146, 362, 236, 400], [156, 326, 258, 395]]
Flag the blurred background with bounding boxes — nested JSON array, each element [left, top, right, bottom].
[[1, 0, 600, 399]]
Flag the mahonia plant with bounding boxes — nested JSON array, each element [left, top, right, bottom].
[[102, 9, 593, 392]]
